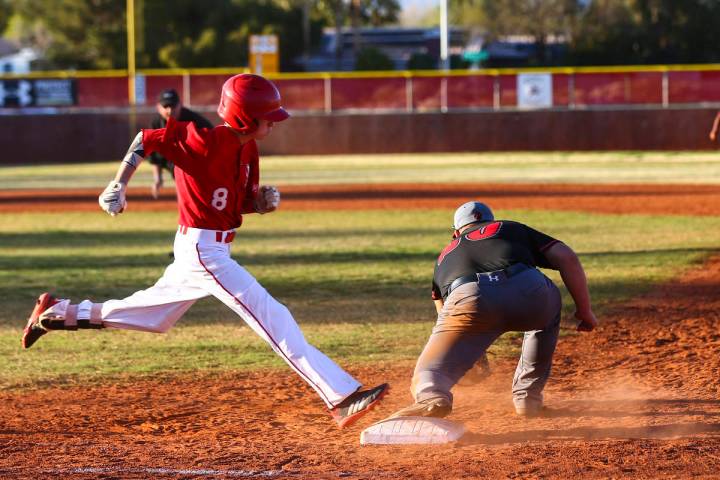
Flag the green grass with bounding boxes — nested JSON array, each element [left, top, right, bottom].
[[2, 151, 720, 190], [2, 207, 720, 390]]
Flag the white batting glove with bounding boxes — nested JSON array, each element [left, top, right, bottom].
[[99, 181, 127, 216], [255, 185, 280, 213]]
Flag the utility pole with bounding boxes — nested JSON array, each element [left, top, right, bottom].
[[300, 0, 311, 70], [439, 0, 449, 70], [126, 0, 137, 137], [126, 0, 136, 105]]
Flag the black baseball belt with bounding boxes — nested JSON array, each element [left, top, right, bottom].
[[446, 263, 532, 297]]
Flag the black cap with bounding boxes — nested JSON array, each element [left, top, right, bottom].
[[158, 89, 180, 107]]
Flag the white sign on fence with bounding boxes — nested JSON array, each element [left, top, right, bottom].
[[34, 79, 75, 106], [134, 74, 146, 105], [517, 73, 553, 109]]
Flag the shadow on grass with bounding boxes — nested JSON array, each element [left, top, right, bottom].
[[0, 228, 445, 249], [2, 243, 716, 271], [0, 251, 438, 270], [0, 271, 691, 329]]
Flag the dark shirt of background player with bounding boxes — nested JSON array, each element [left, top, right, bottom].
[[148, 89, 214, 198]]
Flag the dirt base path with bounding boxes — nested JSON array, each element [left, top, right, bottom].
[[1, 261, 719, 479], [2, 183, 720, 215]]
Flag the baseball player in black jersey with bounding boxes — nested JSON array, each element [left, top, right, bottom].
[[390, 201, 598, 419], [149, 89, 214, 198]]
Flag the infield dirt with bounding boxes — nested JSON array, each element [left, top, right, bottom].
[[1, 183, 719, 479]]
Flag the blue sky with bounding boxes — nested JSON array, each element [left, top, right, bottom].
[[401, 0, 435, 7], [401, 0, 437, 14], [399, 0, 437, 25]]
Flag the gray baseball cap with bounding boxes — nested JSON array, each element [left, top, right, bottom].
[[453, 201, 494, 230]]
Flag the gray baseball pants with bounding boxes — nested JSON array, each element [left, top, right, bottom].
[[412, 266, 562, 413]]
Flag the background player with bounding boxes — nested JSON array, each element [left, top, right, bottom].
[[709, 110, 720, 143], [149, 88, 213, 198], [21, 73, 388, 429], [390, 201, 597, 418]]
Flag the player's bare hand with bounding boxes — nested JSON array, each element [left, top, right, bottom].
[[99, 181, 127, 216], [151, 178, 163, 199], [710, 131, 717, 142], [255, 185, 280, 214], [574, 309, 598, 332]]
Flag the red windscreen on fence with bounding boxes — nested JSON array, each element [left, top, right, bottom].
[[669, 71, 720, 103], [7, 68, 720, 111], [76, 77, 128, 107], [275, 78, 326, 112]]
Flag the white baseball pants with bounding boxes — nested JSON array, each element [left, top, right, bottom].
[[97, 226, 361, 408]]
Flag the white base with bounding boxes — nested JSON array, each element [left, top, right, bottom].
[[360, 416, 465, 445]]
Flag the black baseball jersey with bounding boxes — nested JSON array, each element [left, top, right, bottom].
[[431, 220, 560, 300], [149, 108, 214, 172]]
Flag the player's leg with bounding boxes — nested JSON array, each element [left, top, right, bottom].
[[511, 319, 559, 416], [390, 281, 502, 418], [393, 329, 501, 418], [193, 244, 386, 425], [509, 273, 562, 416], [22, 261, 208, 348]]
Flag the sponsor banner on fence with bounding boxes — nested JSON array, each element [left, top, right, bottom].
[[134, 74, 146, 105], [0, 78, 77, 107], [249, 34, 279, 75], [517, 73, 553, 109]]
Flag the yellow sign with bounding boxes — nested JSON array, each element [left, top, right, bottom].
[[249, 35, 279, 75]]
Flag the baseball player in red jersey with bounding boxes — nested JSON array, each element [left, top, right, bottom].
[[21, 74, 388, 429]]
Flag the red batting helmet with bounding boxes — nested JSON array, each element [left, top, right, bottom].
[[217, 74, 289, 134]]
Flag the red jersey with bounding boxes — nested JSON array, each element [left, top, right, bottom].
[[142, 117, 259, 230]]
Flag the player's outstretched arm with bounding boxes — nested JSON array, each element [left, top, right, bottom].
[[544, 242, 598, 332], [99, 131, 145, 216], [151, 164, 164, 199], [710, 111, 720, 142]]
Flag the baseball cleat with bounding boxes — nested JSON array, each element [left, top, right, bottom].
[[388, 397, 452, 419], [330, 383, 389, 429], [21, 292, 59, 349]]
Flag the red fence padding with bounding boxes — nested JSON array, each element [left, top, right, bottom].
[[274, 78, 325, 112], [188, 74, 233, 107], [448, 75, 494, 109], [76, 77, 128, 107], [574, 73, 627, 105], [552, 74, 570, 106], [331, 77, 407, 110], [145, 75, 184, 106], [31, 69, 720, 110], [412, 76, 441, 111], [499, 75, 517, 107], [669, 71, 720, 103], [627, 72, 663, 104]]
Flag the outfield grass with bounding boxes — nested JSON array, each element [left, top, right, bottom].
[[2, 151, 720, 190], [2, 207, 720, 390]]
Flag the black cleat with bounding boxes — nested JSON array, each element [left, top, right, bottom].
[[330, 383, 389, 429]]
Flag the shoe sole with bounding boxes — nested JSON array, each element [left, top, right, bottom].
[[21, 292, 54, 349], [336, 385, 390, 429]]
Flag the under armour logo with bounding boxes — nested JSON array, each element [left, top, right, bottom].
[[488, 274, 500, 282]]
